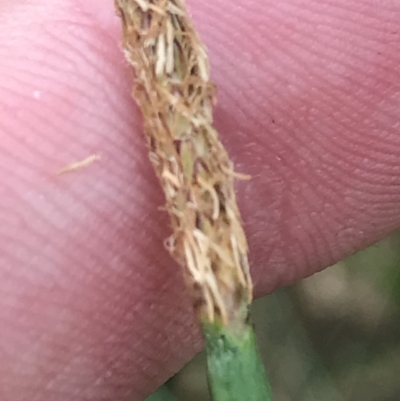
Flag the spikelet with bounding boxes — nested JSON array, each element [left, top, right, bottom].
[[115, 0, 252, 326]]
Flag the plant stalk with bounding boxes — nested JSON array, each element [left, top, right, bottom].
[[114, 0, 273, 399], [204, 319, 273, 401]]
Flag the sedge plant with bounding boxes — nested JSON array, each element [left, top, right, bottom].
[[114, 1, 273, 400]]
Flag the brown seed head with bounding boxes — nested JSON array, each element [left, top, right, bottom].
[[115, 0, 252, 325]]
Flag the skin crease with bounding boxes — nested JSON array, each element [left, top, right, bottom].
[[0, 0, 399, 399]]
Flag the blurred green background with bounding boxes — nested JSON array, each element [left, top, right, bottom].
[[147, 232, 400, 401]]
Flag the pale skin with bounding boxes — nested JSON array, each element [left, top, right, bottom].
[[0, 0, 399, 400]]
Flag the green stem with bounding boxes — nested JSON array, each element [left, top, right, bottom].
[[203, 320, 273, 401]]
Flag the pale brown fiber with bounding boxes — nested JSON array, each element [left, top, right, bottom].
[[115, 0, 252, 326]]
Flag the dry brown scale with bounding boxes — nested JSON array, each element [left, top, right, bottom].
[[115, 0, 253, 327]]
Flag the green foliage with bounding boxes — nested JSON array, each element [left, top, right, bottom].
[[145, 385, 177, 401]]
